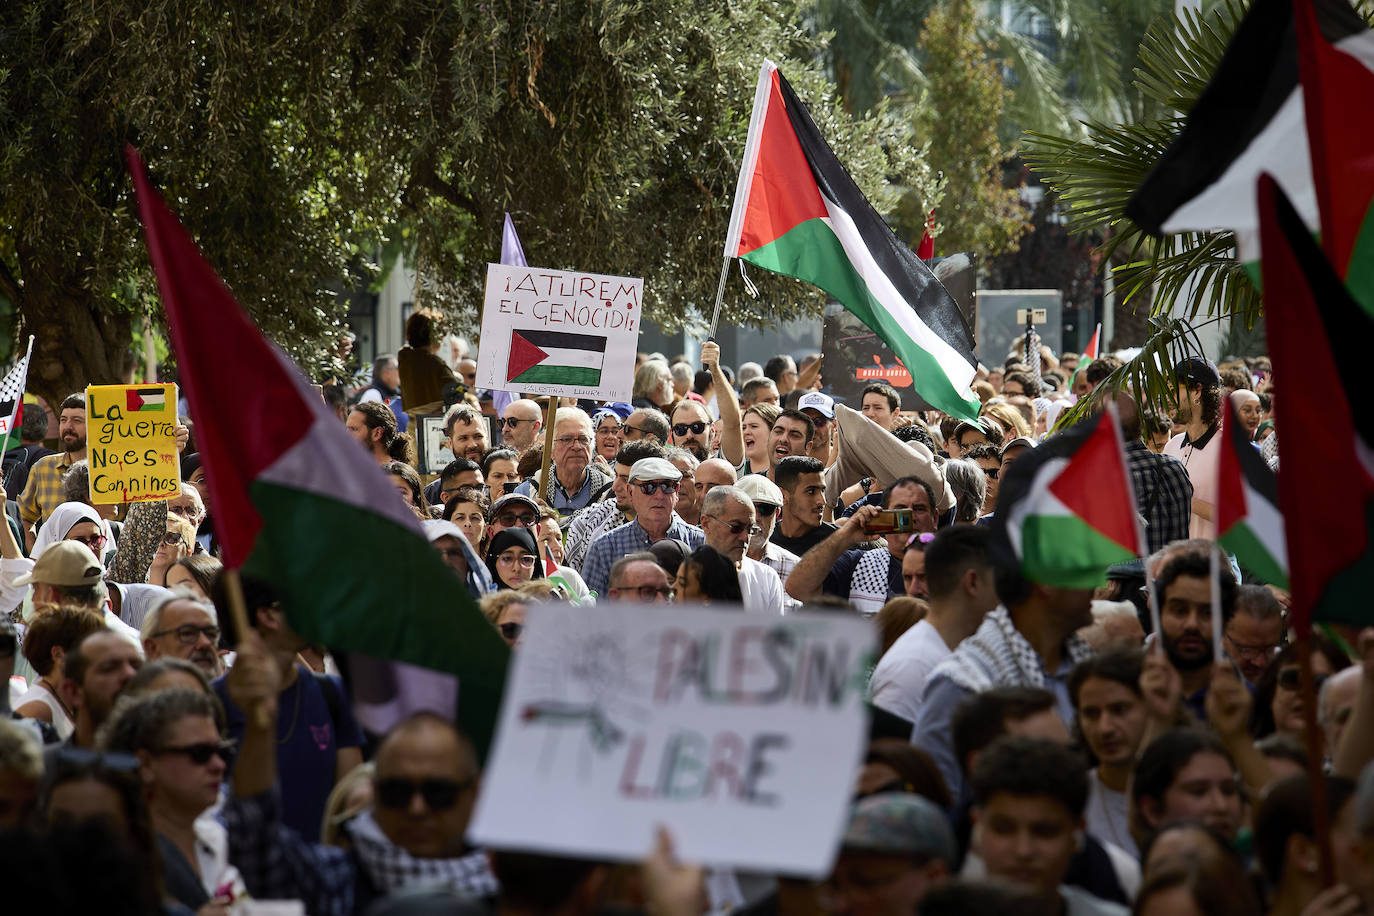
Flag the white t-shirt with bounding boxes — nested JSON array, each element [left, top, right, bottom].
[[1162, 427, 1220, 539], [738, 557, 784, 615], [868, 618, 951, 724], [1085, 769, 1137, 859]]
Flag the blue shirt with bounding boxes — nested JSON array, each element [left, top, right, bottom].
[[580, 515, 704, 596], [214, 667, 365, 839]]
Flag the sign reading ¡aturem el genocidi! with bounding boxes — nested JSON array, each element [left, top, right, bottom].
[[475, 263, 642, 403], [468, 604, 874, 876], [84, 384, 180, 505]]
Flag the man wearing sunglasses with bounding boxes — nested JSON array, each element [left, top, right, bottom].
[[224, 637, 496, 915], [141, 590, 224, 677], [737, 476, 803, 611], [580, 457, 704, 598], [498, 398, 543, 453], [700, 485, 784, 615], [669, 401, 716, 462], [564, 441, 666, 571], [964, 444, 1002, 519]]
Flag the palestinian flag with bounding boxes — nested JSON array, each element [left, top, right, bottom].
[[1082, 324, 1101, 361], [994, 407, 1145, 588], [126, 387, 167, 413], [1215, 399, 1288, 589], [125, 147, 510, 757], [1258, 173, 1374, 630], [1294, 0, 1374, 314], [507, 329, 604, 387], [723, 61, 979, 420], [1126, 0, 1372, 276]]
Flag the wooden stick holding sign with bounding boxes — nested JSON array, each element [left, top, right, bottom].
[[539, 396, 558, 506]]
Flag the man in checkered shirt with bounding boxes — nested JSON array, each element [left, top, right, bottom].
[[1113, 392, 1192, 554], [563, 439, 667, 571], [17, 393, 86, 551]]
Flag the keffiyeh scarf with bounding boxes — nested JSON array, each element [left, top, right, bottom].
[[850, 548, 896, 615], [932, 607, 1092, 694], [348, 809, 499, 898]]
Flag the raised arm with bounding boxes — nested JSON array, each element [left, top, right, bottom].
[[784, 505, 877, 601], [702, 342, 743, 468]]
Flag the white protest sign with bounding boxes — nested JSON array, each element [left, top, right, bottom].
[[475, 263, 641, 402], [468, 604, 874, 876]]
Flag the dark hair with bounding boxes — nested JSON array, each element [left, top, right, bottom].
[[682, 546, 742, 604], [170, 555, 222, 597], [970, 735, 1088, 818], [774, 455, 824, 493], [1084, 355, 1123, 387], [1131, 729, 1234, 821], [1155, 550, 1236, 619], [210, 573, 278, 645], [440, 457, 482, 484], [861, 382, 900, 412], [516, 444, 543, 480], [993, 561, 1034, 609], [1003, 371, 1039, 396], [894, 422, 935, 452], [1254, 774, 1357, 885], [383, 461, 426, 510], [1140, 408, 1170, 439], [1227, 582, 1283, 627], [20, 404, 48, 441], [630, 408, 671, 443], [371, 355, 396, 384], [1138, 819, 1238, 870], [352, 401, 402, 456], [1248, 636, 1350, 738], [862, 738, 951, 808], [1068, 647, 1145, 709], [1133, 859, 1261, 916], [917, 879, 1054, 916], [22, 608, 105, 676], [962, 443, 1001, 465], [1220, 367, 1251, 392], [875, 597, 927, 657], [774, 408, 815, 446], [763, 355, 795, 386], [489, 851, 604, 911], [405, 308, 440, 349], [693, 370, 713, 395], [444, 404, 483, 439], [442, 485, 489, 523], [951, 687, 1056, 777], [924, 526, 991, 599], [59, 394, 85, 412], [883, 475, 935, 512], [100, 688, 224, 755], [480, 447, 518, 477], [615, 439, 667, 467]]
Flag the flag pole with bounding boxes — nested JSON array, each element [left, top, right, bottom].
[[222, 567, 271, 730], [0, 336, 34, 457], [1209, 546, 1225, 664], [707, 255, 731, 340], [538, 396, 559, 505]]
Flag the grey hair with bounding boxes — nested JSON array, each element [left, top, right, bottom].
[[140, 586, 218, 641], [608, 552, 661, 589], [99, 687, 223, 754], [943, 459, 987, 524], [737, 362, 764, 385], [700, 485, 752, 519], [670, 363, 694, 387], [61, 461, 91, 505], [0, 718, 42, 781], [553, 406, 592, 432], [662, 446, 699, 471]]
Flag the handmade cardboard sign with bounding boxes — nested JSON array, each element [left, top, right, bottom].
[[469, 604, 874, 876], [475, 264, 641, 402], [85, 384, 180, 504]]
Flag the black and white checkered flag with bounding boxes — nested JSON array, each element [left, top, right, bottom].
[[0, 337, 35, 446]]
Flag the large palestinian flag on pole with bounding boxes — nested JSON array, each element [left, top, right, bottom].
[[723, 61, 980, 420], [1258, 173, 1374, 630], [125, 148, 510, 756], [1293, 0, 1374, 314], [1215, 399, 1288, 589], [1126, 0, 1373, 274], [994, 408, 1145, 588]]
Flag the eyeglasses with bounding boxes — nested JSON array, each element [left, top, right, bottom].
[[672, 421, 708, 437], [983, 467, 1000, 480], [1278, 668, 1327, 692], [150, 623, 221, 646], [614, 585, 671, 600], [376, 777, 472, 811], [705, 515, 762, 538], [157, 739, 235, 765], [502, 417, 535, 428], [755, 503, 778, 517], [68, 533, 106, 550], [554, 435, 592, 447], [1223, 632, 1279, 660], [499, 622, 523, 641], [161, 532, 188, 548], [620, 424, 649, 437], [635, 481, 679, 495], [168, 504, 197, 518], [494, 511, 537, 527], [497, 553, 536, 569]]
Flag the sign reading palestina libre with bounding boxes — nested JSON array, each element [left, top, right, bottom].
[[468, 604, 874, 876], [475, 263, 642, 402], [84, 384, 181, 505]]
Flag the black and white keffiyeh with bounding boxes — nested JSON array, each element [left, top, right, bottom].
[[931, 606, 1092, 694], [348, 809, 499, 898], [850, 547, 895, 615]]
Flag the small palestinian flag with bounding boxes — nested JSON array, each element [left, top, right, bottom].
[[1259, 173, 1374, 631], [1215, 399, 1288, 589], [1082, 324, 1101, 361], [722, 61, 980, 420], [994, 407, 1145, 588], [506, 329, 604, 387], [1294, 0, 1374, 314], [126, 387, 167, 412], [1127, 0, 1373, 276]]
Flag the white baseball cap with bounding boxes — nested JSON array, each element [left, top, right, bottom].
[[798, 391, 835, 419]]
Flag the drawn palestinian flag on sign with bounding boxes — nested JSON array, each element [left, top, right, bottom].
[[995, 408, 1144, 588], [507, 330, 605, 387], [126, 387, 166, 412]]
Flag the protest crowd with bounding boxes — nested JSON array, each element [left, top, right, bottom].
[[1, 311, 1363, 916]]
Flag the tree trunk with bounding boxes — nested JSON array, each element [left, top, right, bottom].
[[15, 239, 135, 410]]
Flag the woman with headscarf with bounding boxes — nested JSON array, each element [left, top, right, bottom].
[[484, 527, 543, 591], [32, 501, 116, 566]]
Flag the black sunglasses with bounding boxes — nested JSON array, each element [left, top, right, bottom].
[[376, 777, 471, 811], [157, 739, 236, 766], [754, 502, 778, 517], [984, 467, 1000, 480], [672, 421, 708, 437]]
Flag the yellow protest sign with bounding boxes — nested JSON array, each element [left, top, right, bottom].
[[85, 384, 180, 504]]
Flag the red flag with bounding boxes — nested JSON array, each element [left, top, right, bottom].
[[917, 210, 935, 260], [1082, 323, 1101, 361]]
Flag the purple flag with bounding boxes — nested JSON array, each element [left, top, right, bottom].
[[490, 213, 528, 417]]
